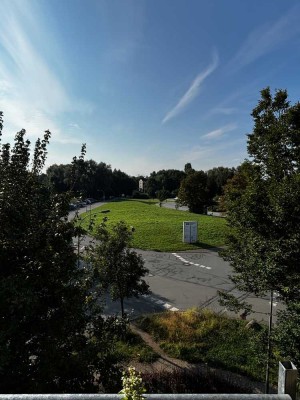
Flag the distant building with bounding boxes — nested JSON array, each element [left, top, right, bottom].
[[139, 179, 144, 192]]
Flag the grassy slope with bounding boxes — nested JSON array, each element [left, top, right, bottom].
[[80, 199, 227, 251], [136, 309, 278, 383]]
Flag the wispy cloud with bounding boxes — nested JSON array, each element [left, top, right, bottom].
[[162, 50, 219, 124], [69, 123, 80, 130], [202, 123, 237, 139], [210, 107, 237, 116], [179, 137, 246, 171], [0, 1, 89, 146], [230, 4, 300, 70]]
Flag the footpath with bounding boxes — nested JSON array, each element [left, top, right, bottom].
[[130, 323, 274, 394]]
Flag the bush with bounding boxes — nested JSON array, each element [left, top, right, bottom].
[[132, 190, 150, 199]]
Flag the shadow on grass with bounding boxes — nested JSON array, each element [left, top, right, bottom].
[[184, 241, 225, 254], [109, 198, 158, 206]]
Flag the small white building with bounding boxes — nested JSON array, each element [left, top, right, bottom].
[[139, 179, 144, 192]]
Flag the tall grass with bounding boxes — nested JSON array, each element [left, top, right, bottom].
[[137, 309, 278, 383]]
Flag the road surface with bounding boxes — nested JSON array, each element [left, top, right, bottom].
[[71, 202, 283, 323]]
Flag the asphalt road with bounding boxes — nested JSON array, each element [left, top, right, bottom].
[[70, 201, 283, 323]]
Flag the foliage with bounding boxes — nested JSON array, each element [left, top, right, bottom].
[[206, 167, 235, 204], [156, 189, 169, 205], [80, 199, 228, 251], [221, 87, 300, 369], [87, 220, 150, 317], [137, 309, 275, 382], [140, 368, 255, 394], [274, 303, 300, 369], [144, 169, 185, 198], [111, 327, 159, 363], [184, 162, 194, 174], [0, 113, 120, 393], [178, 170, 208, 213], [222, 88, 300, 301], [47, 160, 137, 198], [218, 291, 252, 315], [119, 366, 146, 400], [132, 190, 149, 199]]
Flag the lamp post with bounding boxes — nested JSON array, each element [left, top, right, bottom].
[[265, 289, 274, 394]]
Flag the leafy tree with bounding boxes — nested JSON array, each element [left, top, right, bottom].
[[220, 88, 300, 366], [112, 169, 136, 197], [87, 220, 150, 317], [0, 113, 119, 393], [275, 303, 300, 368], [222, 88, 300, 300], [144, 169, 184, 198], [206, 166, 235, 204], [184, 162, 194, 174], [156, 189, 170, 206], [178, 170, 208, 213]]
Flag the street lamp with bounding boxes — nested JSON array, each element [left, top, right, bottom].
[[265, 290, 274, 394]]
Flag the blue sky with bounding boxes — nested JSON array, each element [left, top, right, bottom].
[[1, 0, 300, 176]]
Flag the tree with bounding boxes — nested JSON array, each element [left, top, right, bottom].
[[156, 189, 169, 206], [184, 162, 194, 174], [144, 169, 185, 198], [87, 220, 150, 317], [220, 88, 300, 367], [0, 113, 119, 393], [178, 170, 208, 213], [222, 88, 300, 300], [206, 166, 235, 204]]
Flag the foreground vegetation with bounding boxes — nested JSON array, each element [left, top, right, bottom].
[[136, 309, 279, 383], [80, 199, 227, 251], [115, 330, 158, 364]]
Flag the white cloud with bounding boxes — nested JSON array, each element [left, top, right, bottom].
[[0, 1, 89, 148], [178, 137, 246, 172], [162, 50, 219, 124], [230, 4, 300, 70], [69, 123, 80, 130], [202, 123, 237, 139]]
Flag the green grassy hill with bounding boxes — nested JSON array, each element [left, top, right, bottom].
[[80, 199, 227, 251]]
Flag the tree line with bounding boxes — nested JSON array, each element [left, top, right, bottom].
[[46, 160, 236, 212]]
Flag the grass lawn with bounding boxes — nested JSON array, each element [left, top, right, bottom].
[[79, 199, 227, 251], [136, 309, 278, 383]]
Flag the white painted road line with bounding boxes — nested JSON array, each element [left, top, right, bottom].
[[146, 293, 179, 312], [172, 253, 212, 270]]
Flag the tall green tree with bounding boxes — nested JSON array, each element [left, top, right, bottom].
[[220, 88, 300, 365], [156, 189, 169, 206], [87, 221, 150, 317], [206, 166, 235, 203], [0, 113, 119, 393], [178, 170, 208, 213]]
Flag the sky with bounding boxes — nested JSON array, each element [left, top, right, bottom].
[[1, 0, 300, 176]]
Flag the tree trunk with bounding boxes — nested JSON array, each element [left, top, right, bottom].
[[120, 296, 124, 318]]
